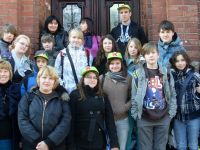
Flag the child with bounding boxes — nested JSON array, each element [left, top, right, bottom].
[[101, 52, 132, 150], [131, 42, 177, 150], [0, 23, 17, 66], [41, 33, 57, 66], [21, 50, 48, 95], [125, 38, 145, 76], [92, 34, 119, 75], [170, 51, 200, 150], [54, 28, 88, 94], [0, 60, 21, 150], [157, 20, 186, 67], [69, 66, 119, 150]]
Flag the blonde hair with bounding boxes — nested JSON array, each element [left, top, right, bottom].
[[36, 66, 59, 90], [141, 42, 158, 56], [125, 38, 142, 63], [69, 28, 84, 41], [0, 59, 13, 80], [9, 34, 31, 55]]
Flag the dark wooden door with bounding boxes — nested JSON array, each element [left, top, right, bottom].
[[51, 0, 140, 35]]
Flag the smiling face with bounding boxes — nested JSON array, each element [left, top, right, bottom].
[[159, 29, 174, 43], [14, 37, 30, 54], [38, 73, 55, 94], [48, 20, 58, 33], [175, 54, 187, 71], [109, 59, 122, 73], [103, 38, 113, 54], [83, 72, 98, 88], [0, 68, 10, 84]]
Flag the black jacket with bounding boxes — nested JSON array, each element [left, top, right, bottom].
[[110, 21, 148, 56], [69, 86, 119, 149], [40, 29, 68, 52], [0, 82, 21, 150], [18, 88, 71, 150]]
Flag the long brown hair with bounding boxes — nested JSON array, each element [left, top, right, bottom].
[[77, 72, 104, 100], [94, 34, 118, 66]]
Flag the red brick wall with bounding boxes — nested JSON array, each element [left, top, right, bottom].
[[141, 0, 200, 60]]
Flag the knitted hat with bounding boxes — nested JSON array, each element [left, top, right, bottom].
[[107, 52, 123, 60], [118, 4, 131, 11], [81, 66, 99, 76], [34, 50, 48, 60]]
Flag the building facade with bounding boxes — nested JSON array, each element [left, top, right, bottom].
[[0, 0, 199, 60]]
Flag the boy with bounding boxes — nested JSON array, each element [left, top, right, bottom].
[[21, 50, 48, 95], [41, 33, 58, 66], [110, 4, 148, 56], [131, 42, 177, 150], [157, 20, 185, 67]]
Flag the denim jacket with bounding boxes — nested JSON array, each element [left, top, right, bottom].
[[131, 63, 177, 120]]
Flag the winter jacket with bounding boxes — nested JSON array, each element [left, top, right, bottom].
[[101, 74, 132, 120], [110, 21, 148, 56], [54, 45, 88, 93], [40, 29, 68, 52], [0, 81, 21, 150], [69, 86, 119, 149], [131, 63, 177, 120], [171, 68, 200, 121], [158, 32, 186, 67], [18, 88, 71, 150]]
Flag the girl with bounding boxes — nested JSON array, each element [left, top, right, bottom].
[[54, 28, 88, 94], [79, 17, 100, 59], [69, 66, 119, 150], [101, 52, 132, 150], [170, 51, 200, 150], [40, 15, 68, 51], [125, 38, 145, 76], [0, 60, 21, 150], [18, 66, 71, 150], [10, 34, 33, 83], [92, 34, 118, 75]]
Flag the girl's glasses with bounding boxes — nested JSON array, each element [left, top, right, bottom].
[[85, 76, 98, 80]]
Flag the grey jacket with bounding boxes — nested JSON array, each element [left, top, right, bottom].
[[131, 64, 177, 120]]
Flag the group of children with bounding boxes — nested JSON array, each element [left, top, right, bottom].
[[0, 9, 199, 150]]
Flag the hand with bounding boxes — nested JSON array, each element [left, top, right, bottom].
[[111, 148, 119, 150], [196, 84, 200, 93], [36, 141, 49, 150]]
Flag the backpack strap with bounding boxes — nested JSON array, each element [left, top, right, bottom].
[[85, 49, 90, 66], [60, 51, 65, 80]]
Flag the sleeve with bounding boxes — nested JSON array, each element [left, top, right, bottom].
[[131, 72, 139, 120], [45, 100, 71, 146], [194, 72, 200, 98], [18, 94, 41, 145], [20, 82, 26, 96], [54, 52, 64, 86], [168, 72, 177, 118], [104, 96, 119, 148], [138, 26, 148, 45]]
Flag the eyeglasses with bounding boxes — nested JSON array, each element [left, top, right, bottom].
[[18, 42, 29, 48], [85, 76, 98, 80]]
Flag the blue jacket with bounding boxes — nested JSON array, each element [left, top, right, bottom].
[[158, 33, 186, 67], [131, 63, 177, 120], [171, 68, 200, 121]]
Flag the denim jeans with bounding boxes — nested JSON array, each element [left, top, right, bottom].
[[173, 117, 200, 150], [115, 117, 129, 150], [0, 139, 12, 150]]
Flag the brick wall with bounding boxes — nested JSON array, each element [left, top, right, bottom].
[[141, 0, 200, 60]]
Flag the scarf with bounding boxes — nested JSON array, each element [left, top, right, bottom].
[[106, 71, 127, 83]]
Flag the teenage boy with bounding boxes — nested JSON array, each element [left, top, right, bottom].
[[158, 20, 186, 67], [41, 33, 58, 66], [131, 42, 177, 150], [21, 50, 48, 95], [110, 4, 148, 56]]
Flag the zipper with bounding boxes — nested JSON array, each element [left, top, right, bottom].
[[41, 99, 47, 138]]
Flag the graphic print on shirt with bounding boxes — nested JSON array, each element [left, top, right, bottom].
[[143, 76, 165, 110]]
